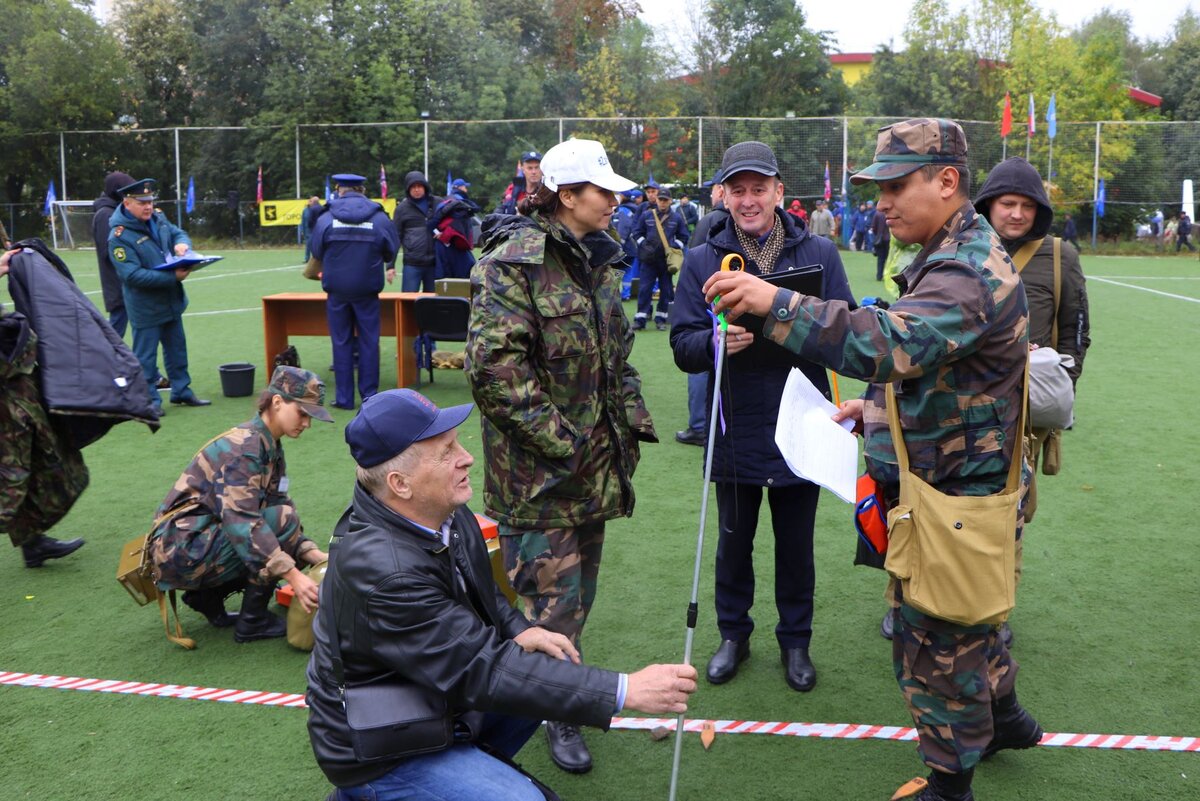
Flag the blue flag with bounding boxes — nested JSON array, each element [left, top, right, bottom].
[[1046, 93, 1057, 140], [446, 171, 453, 196], [1096, 179, 1106, 218], [186, 176, 196, 214], [43, 179, 56, 217], [325, 175, 333, 203]]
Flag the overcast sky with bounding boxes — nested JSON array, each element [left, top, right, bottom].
[[641, 0, 1199, 56]]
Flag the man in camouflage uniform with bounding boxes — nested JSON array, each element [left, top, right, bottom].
[[465, 140, 657, 774], [0, 250, 88, 568], [704, 119, 1043, 801]]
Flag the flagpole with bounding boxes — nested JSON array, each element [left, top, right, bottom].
[[1047, 141, 1053, 184], [1002, 137, 1007, 160], [174, 127, 183, 228], [1025, 134, 1031, 160]]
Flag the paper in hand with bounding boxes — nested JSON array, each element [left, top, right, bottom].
[[773, 367, 859, 503]]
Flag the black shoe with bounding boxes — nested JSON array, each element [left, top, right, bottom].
[[998, 621, 1014, 648], [171, 395, 212, 407], [183, 588, 239, 628], [545, 721, 592, 774], [21, 535, 85, 568], [233, 583, 287, 642], [910, 768, 975, 801], [706, 639, 750, 684], [982, 691, 1043, 759], [655, 320, 668, 331], [331, 402, 356, 410], [781, 647, 816, 692], [155, 376, 170, 389], [881, 607, 895, 640], [674, 429, 706, 447], [632, 320, 647, 331]]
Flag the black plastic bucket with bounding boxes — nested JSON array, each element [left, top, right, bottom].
[[218, 363, 256, 397]]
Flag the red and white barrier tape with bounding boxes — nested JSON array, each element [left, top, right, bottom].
[[3, 670, 1197, 753]]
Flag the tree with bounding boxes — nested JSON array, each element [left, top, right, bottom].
[[111, 0, 198, 128]]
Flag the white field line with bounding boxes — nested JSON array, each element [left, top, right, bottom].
[[1090, 276, 1200, 303]]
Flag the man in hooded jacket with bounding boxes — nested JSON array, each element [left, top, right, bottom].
[[91, 171, 133, 337], [311, 173, 400, 409], [392, 172, 440, 292]]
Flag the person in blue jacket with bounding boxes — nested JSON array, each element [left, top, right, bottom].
[[107, 178, 209, 415], [669, 142, 855, 694], [310, 173, 400, 410], [431, 178, 481, 280], [632, 188, 689, 330]]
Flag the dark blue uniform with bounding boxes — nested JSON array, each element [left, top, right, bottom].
[[107, 203, 197, 411], [310, 191, 399, 408], [632, 205, 690, 327]]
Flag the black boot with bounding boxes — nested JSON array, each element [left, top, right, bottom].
[[183, 577, 246, 628], [21, 535, 85, 568], [915, 768, 975, 801], [983, 690, 1043, 759], [233, 583, 287, 643]]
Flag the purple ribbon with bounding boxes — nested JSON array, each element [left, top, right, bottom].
[[707, 308, 728, 435]]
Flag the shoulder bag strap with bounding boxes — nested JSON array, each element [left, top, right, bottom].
[[652, 209, 671, 251], [158, 591, 196, 649], [884, 355, 1029, 493], [1051, 236, 1062, 347], [1011, 237, 1044, 273]]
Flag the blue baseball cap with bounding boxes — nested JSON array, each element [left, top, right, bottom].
[[345, 390, 473, 467], [332, 173, 367, 185], [452, 178, 470, 188], [520, 151, 543, 163]]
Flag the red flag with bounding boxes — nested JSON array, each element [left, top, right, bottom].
[[256, 165, 263, 205], [379, 164, 388, 200], [1001, 93, 1012, 138], [1027, 94, 1036, 136]]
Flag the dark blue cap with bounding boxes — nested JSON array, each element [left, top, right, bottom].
[[452, 178, 470, 188], [644, 177, 660, 189], [345, 389, 473, 467], [520, 151, 543, 162], [118, 178, 158, 200], [331, 173, 367, 185], [701, 172, 721, 188], [628, 188, 643, 198]]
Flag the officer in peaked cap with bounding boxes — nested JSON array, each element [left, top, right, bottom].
[[107, 176, 210, 415]]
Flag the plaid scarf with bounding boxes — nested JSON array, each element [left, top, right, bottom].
[[732, 217, 786, 274]]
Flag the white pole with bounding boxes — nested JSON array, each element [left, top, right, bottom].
[[1047, 139, 1053, 184], [423, 121, 429, 178], [559, 117, 564, 143], [1091, 122, 1101, 248], [841, 117, 849, 247], [1183, 179, 1195, 222], [697, 118, 703, 189], [295, 125, 302, 199], [59, 132, 68, 201], [174, 127, 183, 227]]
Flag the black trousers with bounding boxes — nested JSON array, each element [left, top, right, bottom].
[[875, 240, 890, 279], [714, 481, 820, 649]]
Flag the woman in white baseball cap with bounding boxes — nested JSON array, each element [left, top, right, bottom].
[[466, 138, 657, 775]]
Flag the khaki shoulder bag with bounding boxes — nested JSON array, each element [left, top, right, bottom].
[[117, 501, 201, 649], [652, 211, 685, 275], [882, 359, 1029, 626]]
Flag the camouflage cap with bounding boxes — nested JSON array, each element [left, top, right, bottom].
[[850, 118, 969, 185], [267, 365, 333, 422]]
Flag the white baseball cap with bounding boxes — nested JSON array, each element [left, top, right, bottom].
[[541, 139, 637, 194]]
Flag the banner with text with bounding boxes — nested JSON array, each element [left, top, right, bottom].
[[258, 198, 396, 227]]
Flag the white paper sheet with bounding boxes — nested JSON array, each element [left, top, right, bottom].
[[773, 368, 860, 503]]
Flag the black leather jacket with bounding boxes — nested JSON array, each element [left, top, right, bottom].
[[306, 483, 620, 788]]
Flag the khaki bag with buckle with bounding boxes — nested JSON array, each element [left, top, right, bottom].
[[652, 211, 685, 275], [117, 503, 200, 649], [882, 358, 1029, 626]]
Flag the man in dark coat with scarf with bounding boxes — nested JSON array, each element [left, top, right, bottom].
[[392, 171, 440, 291], [670, 141, 854, 693]]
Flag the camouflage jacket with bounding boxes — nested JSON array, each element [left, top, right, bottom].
[[152, 415, 315, 584], [466, 212, 657, 528], [762, 203, 1029, 498], [0, 312, 89, 543]]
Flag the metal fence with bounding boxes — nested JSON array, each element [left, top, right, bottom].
[[10, 116, 1199, 245]]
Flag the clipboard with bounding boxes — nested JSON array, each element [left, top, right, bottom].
[[737, 264, 823, 336], [153, 252, 223, 271]]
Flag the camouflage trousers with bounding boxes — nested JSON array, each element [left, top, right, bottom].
[[498, 522, 605, 648], [889, 581, 1019, 774], [151, 503, 303, 591]]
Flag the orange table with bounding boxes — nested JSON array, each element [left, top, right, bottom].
[[262, 292, 433, 388]]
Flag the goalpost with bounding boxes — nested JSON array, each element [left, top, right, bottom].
[[50, 200, 98, 250]]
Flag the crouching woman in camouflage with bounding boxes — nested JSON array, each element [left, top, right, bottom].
[[149, 366, 333, 643], [466, 139, 657, 775]]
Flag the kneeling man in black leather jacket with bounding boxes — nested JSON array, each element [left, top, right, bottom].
[[306, 389, 697, 801]]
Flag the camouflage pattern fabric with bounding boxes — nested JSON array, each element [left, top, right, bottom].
[[0, 314, 89, 547], [498, 522, 605, 646], [150, 415, 316, 589], [466, 211, 656, 529], [762, 202, 1030, 501], [850, 118, 970, 185], [889, 582, 1018, 773]]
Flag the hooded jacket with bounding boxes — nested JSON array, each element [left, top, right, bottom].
[[974, 157, 1089, 385], [91, 172, 131, 315], [392, 171, 439, 267], [311, 191, 399, 298], [466, 212, 656, 528]]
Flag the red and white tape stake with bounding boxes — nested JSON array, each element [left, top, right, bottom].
[[2, 671, 1198, 753]]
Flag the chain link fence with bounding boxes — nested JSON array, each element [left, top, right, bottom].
[[8, 116, 1199, 246]]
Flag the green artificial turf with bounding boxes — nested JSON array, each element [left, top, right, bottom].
[[1, 247, 1198, 800]]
